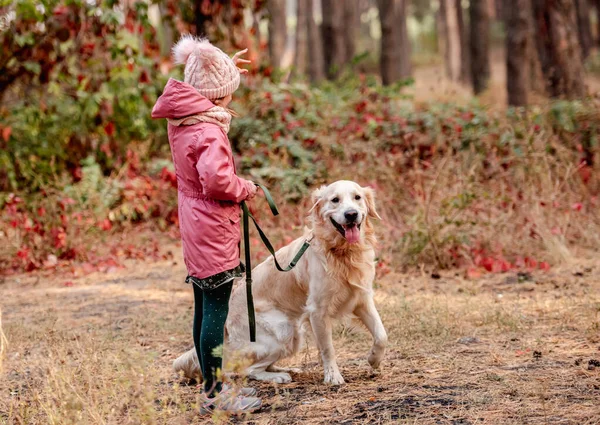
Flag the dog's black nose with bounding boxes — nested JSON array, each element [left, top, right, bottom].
[[344, 210, 359, 223]]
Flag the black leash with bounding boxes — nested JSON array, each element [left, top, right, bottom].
[[241, 184, 311, 342]]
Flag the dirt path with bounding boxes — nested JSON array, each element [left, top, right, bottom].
[[1, 245, 600, 424]]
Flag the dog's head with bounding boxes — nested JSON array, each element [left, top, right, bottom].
[[309, 180, 380, 246]]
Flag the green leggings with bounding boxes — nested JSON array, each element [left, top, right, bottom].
[[192, 280, 233, 397]]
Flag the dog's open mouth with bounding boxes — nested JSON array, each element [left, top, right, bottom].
[[330, 218, 361, 244]]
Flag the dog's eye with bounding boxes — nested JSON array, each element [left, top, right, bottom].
[[355, 195, 362, 200], [331, 197, 339, 203]]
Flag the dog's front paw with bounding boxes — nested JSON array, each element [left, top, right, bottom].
[[272, 372, 293, 384], [368, 350, 383, 369], [323, 367, 345, 385], [368, 343, 385, 369]]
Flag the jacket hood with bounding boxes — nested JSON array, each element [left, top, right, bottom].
[[151, 78, 216, 119]]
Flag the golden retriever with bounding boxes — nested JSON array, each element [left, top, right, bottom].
[[173, 180, 387, 385]]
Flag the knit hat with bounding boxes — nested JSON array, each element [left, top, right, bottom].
[[172, 35, 240, 100]]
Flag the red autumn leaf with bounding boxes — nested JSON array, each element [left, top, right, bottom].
[[571, 202, 583, 212], [37, 206, 46, 217], [525, 257, 537, 269], [60, 248, 77, 260], [64, 281, 74, 287], [72, 167, 83, 182], [53, 228, 67, 249], [579, 165, 591, 184], [481, 257, 495, 272], [2, 126, 11, 141], [16, 247, 29, 259], [139, 70, 149, 83], [99, 218, 112, 231], [104, 122, 115, 137], [539, 261, 550, 271]]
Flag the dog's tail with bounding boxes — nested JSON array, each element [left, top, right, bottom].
[[173, 347, 201, 380]]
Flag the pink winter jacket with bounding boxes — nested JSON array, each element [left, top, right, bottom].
[[151, 79, 255, 279]]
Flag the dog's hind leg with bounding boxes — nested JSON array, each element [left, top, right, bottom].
[[265, 325, 303, 374], [266, 365, 302, 373], [248, 351, 293, 384]]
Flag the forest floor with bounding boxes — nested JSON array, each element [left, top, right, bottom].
[[1, 237, 599, 425]]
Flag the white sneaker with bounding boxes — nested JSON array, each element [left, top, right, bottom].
[[199, 391, 262, 415], [222, 383, 257, 397]]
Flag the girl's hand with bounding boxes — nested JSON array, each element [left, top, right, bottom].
[[232, 48, 251, 74], [245, 182, 258, 200]]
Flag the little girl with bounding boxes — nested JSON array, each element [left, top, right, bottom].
[[152, 36, 261, 414]]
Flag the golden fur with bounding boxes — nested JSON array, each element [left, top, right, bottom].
[[173, 180, 388, 385]]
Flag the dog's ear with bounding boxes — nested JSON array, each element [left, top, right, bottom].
[[309, 185, 326, 215], [363, 187, 381, 220]]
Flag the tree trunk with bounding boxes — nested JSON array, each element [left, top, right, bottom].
[[595, 0, 600, 46], [469, 0, 491, 94], [574, 0, 593, 59], [343, 1, 360, 63], [531, 0, 586, 99], [456, 0, 470, 83], [194, 0, 212, 38], [494, 0, 504, 21], [440, 0, 462, 81], [397, 0, 412, 78], [294, 0, 309, 76], [527, 1, 546, 95], [506, 0, 531, 105], [306, 0, 325, 82], [378, 0, 411, 85], [267, 0, 287, 68], [321, 0, 345, 78], [158, 2, 174, 57]]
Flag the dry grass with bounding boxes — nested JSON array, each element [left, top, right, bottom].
[[0, 309, 7, 375], [1, 246, 599, 425]]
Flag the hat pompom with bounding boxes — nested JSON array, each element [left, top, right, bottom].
[[173, 35, 202, 65]]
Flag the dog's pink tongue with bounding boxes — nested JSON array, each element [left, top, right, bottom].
[[345, 226, 360, 244]]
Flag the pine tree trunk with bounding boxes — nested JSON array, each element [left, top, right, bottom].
[[495, 0, 505, 20], [506, 0, 531, 105], [194, 0, 211, 38], [307, 0, 325, 82], [267, 0, 287, 68], [378, 0, 411, 85], [295, 0, 309, 76], [469, 0, 491, 94], [595, 0, 600, 46], [343, 1, 360, 63], [456, 0, 470, 83], [531, 0, 586, 98], [321, 0, 345, 79], [441, 0, 462, 81], [574, 0, 593, 58], [397, 0, 412, 78]]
